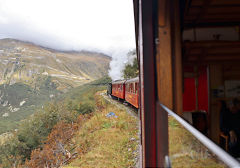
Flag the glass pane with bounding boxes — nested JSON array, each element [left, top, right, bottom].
[[168, 116, 226, 167]]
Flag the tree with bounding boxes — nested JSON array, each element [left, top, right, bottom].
[[123, 57, 139, 79]]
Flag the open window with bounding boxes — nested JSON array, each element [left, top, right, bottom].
[[135, 0, 240, 166]]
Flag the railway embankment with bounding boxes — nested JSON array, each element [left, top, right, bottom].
[[64, 91, 140, 168], [99, 92, 224, 167]]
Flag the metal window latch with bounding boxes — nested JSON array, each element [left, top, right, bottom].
[[164, 155, 172, 168]]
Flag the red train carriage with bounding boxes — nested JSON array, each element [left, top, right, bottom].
[[125, 77, 139, 108], [111, 80, 126, 99]]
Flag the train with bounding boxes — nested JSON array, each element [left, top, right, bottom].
[[107, 76, 208, 133], [107, 77, 139, 109]]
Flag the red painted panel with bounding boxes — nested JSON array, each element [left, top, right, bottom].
[[198, 67, 208, 113], [183, 66, 209, 113], [112, 83, 125, 99], [183, 78, 196, 111], [126, 91, 139, 108]]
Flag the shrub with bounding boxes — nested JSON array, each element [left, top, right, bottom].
[[77, 102, 95, 115]]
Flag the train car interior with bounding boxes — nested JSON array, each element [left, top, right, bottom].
[[134, 0, 240, 166], [181, 1, 240, 155]]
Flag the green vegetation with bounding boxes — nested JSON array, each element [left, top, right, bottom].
[[64, 93, 139, 168], [0, 76, 111, 134], [0, 39, 111, 135], [0, 77, 110, 167], [123, 50, 139, 79], [0, 78, 60, 134], [0, 101, 78, 167]]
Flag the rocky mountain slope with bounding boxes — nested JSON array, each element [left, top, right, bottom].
[[0, 38, 110, 90], [0, 38, 111, 133]]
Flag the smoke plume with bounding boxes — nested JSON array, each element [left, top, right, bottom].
[[108, 49, 136, 81]]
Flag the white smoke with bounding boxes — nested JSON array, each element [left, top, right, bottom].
[[108, 49, 136, 81], [0, 0, 137, 81]]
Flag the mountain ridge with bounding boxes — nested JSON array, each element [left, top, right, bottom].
[[0, 38, 111, 90], [0, 38, 111, 133], [0, 38, 112, 58]]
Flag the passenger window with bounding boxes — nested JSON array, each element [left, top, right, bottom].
[[135, 83, 138, 94], [133, 83, 135, 93]]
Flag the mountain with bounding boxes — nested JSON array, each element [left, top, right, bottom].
[[0, 38, 111, 90], [0, 38, 111, 133]]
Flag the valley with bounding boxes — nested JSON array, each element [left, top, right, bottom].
[[0, 38, 111, 134]]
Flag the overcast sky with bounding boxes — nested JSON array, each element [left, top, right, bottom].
[[0, 0, 136, 54]]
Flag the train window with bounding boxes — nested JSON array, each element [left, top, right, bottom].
[[135, 83, 138, 94], [133, 83, 135, 93]]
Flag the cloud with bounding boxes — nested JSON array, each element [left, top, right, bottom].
[[0, 0, 135, 53], [0, 0, 136, 80]]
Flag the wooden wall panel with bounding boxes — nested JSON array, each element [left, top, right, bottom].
[[172, 0, 183, 116], [209, 65, 223, 143], [156, 0, 173, 109]]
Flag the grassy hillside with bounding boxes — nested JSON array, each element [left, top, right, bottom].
[[0, 38, 111, 134], [0, 79, 60, 134], [64, 94, 139, 168], [0, 78, 111, 167], [20, 89, 139, 168]]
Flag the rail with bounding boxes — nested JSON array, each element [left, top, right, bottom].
[[160, 103, 240, 168]]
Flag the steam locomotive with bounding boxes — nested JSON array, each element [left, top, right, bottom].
[[107, 77, 139, 108]]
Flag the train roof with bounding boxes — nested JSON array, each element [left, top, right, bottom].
[[112, 79, 126, 84], [125, 77, 139, 83]]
